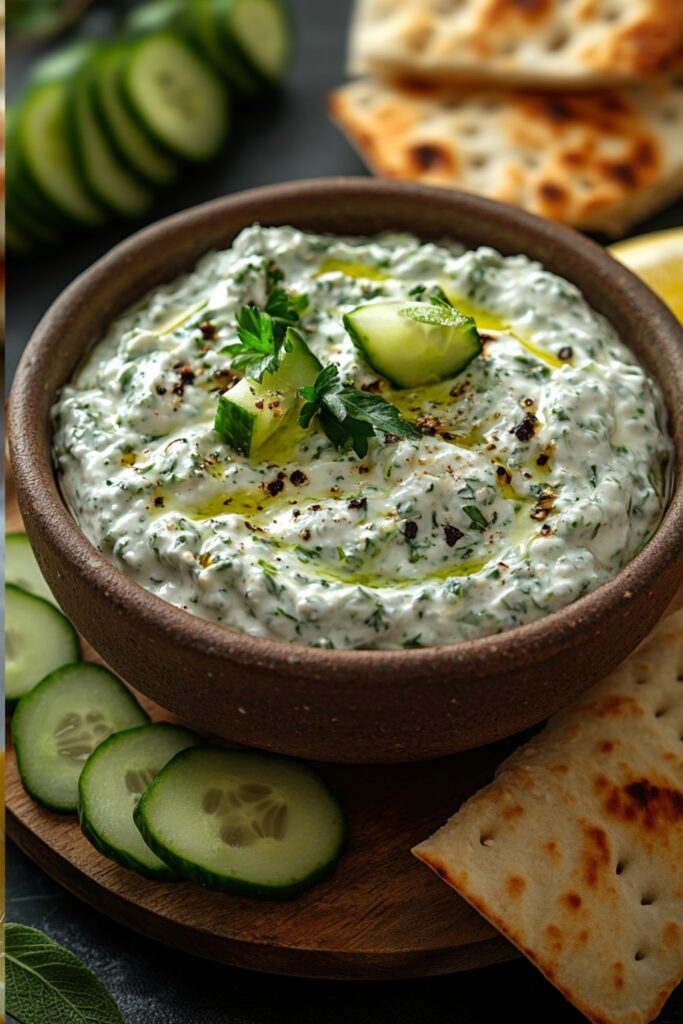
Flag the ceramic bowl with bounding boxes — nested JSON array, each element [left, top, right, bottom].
[[9, 179, 683, 762]]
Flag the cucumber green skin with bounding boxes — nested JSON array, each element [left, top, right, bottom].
[[78, 723, 204, 882], [133, 748, 347, 900], [120, 32, 230, 163], [91, 46, 182, 188], [11, 663, 150, 813], [79, 810, 180, 881], [16, 81, 109, 229], [214, 392, 257, 455], [343, 311, 483, 389], [6, 105, 74, 236], [65, 57, 155, 217], [5, 585, 80, 710]]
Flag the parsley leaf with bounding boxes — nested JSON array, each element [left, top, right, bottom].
[[223, 287, 309, 382], [299, 364, 420, 458]]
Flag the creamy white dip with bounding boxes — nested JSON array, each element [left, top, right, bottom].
[[52, 226, 673, 649]]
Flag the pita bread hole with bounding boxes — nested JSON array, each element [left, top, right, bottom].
[[640, 894, 655, 906], [479, 831, 496, 846], [615, 859, 626, 875], [654, 706, 669, 718], [634, 949, 647, 961]]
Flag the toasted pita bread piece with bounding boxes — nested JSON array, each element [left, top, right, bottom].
[[413, 608, 683, 1024], [348, 0, 683, 90], [329, 77, 683, 235]]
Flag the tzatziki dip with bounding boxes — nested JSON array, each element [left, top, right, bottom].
[[52, 226, 673, 650]]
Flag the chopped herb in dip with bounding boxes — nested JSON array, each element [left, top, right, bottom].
[[52, 226, 673, 649]]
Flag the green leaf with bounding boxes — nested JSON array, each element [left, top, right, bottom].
[[463, 505, 489, 531], [227, 286, 308, 383], [298, 364, 420, 458], [6, 923, 124, 1024]]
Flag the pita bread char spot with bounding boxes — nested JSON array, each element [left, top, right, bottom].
[[329, 77, 683, 234], [414, 608, 683, 1024]]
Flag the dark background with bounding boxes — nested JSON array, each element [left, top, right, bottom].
[[6, 2, 683, 1021]]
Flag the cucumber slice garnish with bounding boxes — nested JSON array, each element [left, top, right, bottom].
[[5, 586, 80, 707], [92, 45, 181, 187], [134, 748, 346, 899], [344, 300, 482, 389], [12, 663, 150, 813], [79, 723, 203, 880], [215, 332, 321, 456], [125, 0, 185, 34], [67, 57, 155, 217], [5, 533, 56, 605], [122, 32, 230, 162], [17, 80, 108, 227]]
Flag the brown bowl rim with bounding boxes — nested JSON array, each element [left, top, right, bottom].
[[9, 177, 683, 680]]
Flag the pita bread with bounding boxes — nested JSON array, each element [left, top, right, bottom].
[[328, 77, 683, 235], [413, 607, 683, 1024], [348, 0, 683, 89]]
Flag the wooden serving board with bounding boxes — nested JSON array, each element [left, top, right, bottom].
[[5, 469, 513, 979]]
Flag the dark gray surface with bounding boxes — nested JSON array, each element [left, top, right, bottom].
[[6, 2, 683, 1022]]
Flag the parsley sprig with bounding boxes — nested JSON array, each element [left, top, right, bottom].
[[299, 364, 420, 458], [223, 287, 308, 381]]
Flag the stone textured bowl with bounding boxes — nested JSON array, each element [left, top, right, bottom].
[[9, 179, 683, 763]]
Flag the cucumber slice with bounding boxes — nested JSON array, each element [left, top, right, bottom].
[[224, 0, 292, 83], [79, 723, 203, 880], [126, 0, 185, 34], [5, 533, 56, 605], [344, 300, 483, 389], [92, 46, 181, 187], [134, 748, 346, 899], [6, 105, 73, 233], [214, 333, 321, 455], [17, 80, 108, 226], [12, 663, 150, 813], [5, 585, 80, 707], [186, 0, 263, 95], [67, 57, 154, 217], [122, 32, 230, 161]]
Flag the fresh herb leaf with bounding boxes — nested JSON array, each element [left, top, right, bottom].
[[299, 364, 420, 458], [463, 505, 489, 531], [6, 923, 124, 1024], [224, 287, 309, 382]]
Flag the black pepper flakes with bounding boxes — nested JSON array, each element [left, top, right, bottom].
[[510, 413, 538, 442], [153, 495, 165, 508], [444, 524, 464, 547], [266, 479, 284, 497], [200, 321, 217, 340], [384, 433, 401, 444], [290, 469, 307, 486], [361, 380, 383, 393], [348, 497, 367, 510], [155, 385, 167, 396], [558, 346, 573, 361], [402, 520, 418, 540], [536, 453, 549, 466]]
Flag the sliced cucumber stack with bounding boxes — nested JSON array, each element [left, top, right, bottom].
[[186, 0, 264, 95], [67, 56, 155, 217], [134, 748, 346, 899], [344, 300, 483, 389], [6, 586, 79, 708], [122, 32, 229, 162], [17, 79, 108, 227], [215, 333, 321, 455], [5, 533, 56, 605], [92, 45, 181, 187], [12, 664, 150, 812], [79, 723, 203, 879]]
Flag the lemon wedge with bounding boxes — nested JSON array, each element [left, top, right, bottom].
[[610, 228, 683, 323]]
